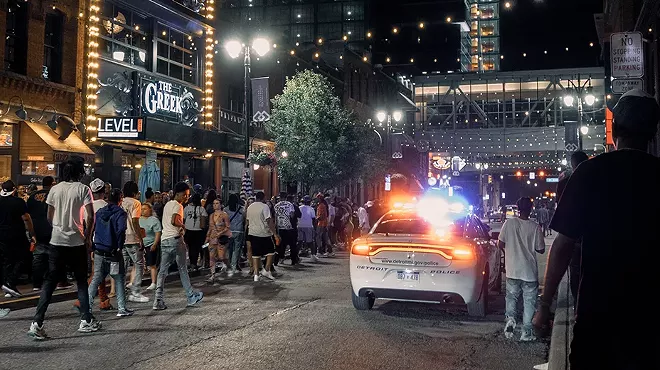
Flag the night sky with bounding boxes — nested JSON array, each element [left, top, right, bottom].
[[372, 0, 604, 74]]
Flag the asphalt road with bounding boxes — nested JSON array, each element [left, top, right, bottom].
[[0, 251, 548, 370]]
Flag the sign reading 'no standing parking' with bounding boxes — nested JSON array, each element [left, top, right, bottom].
[[610, 32, 644, 78]]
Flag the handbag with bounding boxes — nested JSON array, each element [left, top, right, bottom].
[[217, 207, 240, 245]]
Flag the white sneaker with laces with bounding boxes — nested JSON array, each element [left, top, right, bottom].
[[260, 269, 275, 281], [128, 293, 149, 303], [146, 283, 156, 291], [28, 322, 47, 340], [253, 274, 259, 282], [520, 330, 537, 342], [321, 252, 329, 258], [504, 318, 516, 339], [329, 252, 336, 257], [78, 319, 101, 333], [311, 254, 320, 262], [227, 269, 235, 278]]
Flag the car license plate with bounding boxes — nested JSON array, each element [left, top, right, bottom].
[[397, 271, 420, 281]]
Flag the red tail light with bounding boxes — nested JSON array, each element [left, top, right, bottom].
[[352, 244, 370, 256], [451, 246, 474, 260]]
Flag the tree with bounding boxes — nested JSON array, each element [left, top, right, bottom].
[[267, 70, 377, 190]]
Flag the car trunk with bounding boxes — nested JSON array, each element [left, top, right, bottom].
[[366, 234, 454, 268]]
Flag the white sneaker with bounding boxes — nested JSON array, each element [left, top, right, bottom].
[[320, 252, 329, 258], [310, 254, 320, 262], [219, 263, 228, 273], [207, 274, 216, 283], [128, 293, 149, 303], [146, 283, 156, 291], [260, 269, 275, 281], [504, 318, 516, 339], [78, 318, 101, 333], [520, 330, 537, 342], [28, 322, 47, 340], [253, 274, 259, 282], [227, 269, 235, 278], [329, 252, 336, 257], [4, 293, 11, 298]]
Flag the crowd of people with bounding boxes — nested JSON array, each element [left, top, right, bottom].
[[0, 156, 381, 340]]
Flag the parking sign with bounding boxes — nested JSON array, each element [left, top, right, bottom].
[[610, 32, 644, 78]]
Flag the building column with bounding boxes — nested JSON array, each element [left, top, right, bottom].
[[26, 16, 46, 79], [214, 157, 222, 191]]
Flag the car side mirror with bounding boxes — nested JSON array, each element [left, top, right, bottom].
[[490, 231, 500, 240]]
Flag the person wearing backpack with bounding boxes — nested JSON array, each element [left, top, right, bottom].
[[88, 188, 134, 317]]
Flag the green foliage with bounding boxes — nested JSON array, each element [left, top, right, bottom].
[[248, 148, 277, 167], [266, 70, 384, 188]]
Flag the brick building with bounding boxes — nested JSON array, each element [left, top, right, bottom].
[[0, 0, 91, 185]]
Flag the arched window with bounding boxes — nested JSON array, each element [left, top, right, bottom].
[[5, 0, 28, 74]]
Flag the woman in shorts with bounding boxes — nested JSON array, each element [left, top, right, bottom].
[[139, 203, 162, 291], [205, 198, 231, 282]]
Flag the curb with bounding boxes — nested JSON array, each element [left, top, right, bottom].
[[0, 269, 208, 311], [548, 273, 574, 370]]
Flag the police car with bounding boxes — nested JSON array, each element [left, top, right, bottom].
[[349, 196, 502, 316]]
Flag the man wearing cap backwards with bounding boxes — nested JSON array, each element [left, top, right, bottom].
[[534, 89, 660, 369], [0, 180, 37, 298]]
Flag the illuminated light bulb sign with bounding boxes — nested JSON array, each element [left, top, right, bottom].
[[139, 75, 202, 127]]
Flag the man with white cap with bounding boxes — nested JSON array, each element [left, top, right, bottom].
[[534, 90, 660, 368]]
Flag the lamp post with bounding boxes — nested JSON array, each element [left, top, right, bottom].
[[562, 78, 597, 150], [475, 162, 488, 214], [376, 110, 403, 159], [225, 37, 271, 168]]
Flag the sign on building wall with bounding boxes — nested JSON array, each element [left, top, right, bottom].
[[138, 74, 202, 127], [251, 77, 270, 122], [97, 117, 145, 139], [610, 32, 644, 79]]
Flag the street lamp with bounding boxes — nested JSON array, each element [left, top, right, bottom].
[[562, 78, 599, 150], [225, 37, 271, 168], [376, 110, 403, 159]]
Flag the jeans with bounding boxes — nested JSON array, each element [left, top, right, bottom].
[[32, 243, 50, 289], [277, 229, 299, 264], [505, 278, 538, 332], [228, 232, 244, 270], [155, 237, 194, 303], [88, 251, 126, 312], [315, 226, 331, 254], [122, 244, 144, 295], [34, 245, 91, 326]]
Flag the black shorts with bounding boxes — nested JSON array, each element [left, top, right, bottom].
[[145, 246, 159, 267], [249, 236, 275, 257]]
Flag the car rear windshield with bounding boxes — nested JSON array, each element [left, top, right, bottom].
[[373, 214, 465, 235]]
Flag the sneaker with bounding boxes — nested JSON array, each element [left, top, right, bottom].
[[55, 282, 73, 290], [186, 291, 204, 307], [2, 285, 21, 298], [28, 322, 47, 340], [219, 263, 228, 273], [329, 252, 336, 257], [32, 287, 41, 292], [260, 269, 275, 281], [128, 293, 149, 303], [4, 293, 11, 298], [116, 308, 135, 317], [320, 252, 329, 258], [253, 274, 259, 282], [227, 269, 235, 278], [207, 274, 216, 283], [153, 300, 167, 311], [0, 308, 9, 318], [77, 318, 101, 333], [310, 254, 320, 262], [146, 283, 156, 291], [504, 318, 516, 339], [520, 330, 537, 342]]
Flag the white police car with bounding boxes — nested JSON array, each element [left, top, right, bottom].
[[349, 198, 502, 316]]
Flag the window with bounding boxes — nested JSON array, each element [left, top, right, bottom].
[[373, 214, 465, 236], [100, 2, 150, 69], [343, 22, 364, 41], [318, 3, 341, 22], [228, 85, 243, 113], [21, 162, 57, 177], [265, 6, 289, 26], [318, 23, 342, 40], [343, 2, 364, 21], [44, 12, 64, 82], [156, 24, 201, 84], [0, 155, 10, 183], [291, 5, 313, 24], [5, 0, 28, 74], [291, 24, 313, 43]]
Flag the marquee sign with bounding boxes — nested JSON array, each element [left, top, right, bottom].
[[138, 74, 202, 127]]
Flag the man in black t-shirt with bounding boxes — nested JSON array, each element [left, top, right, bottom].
[[27, 176, 55, 291], [534, 89, 660, 369], [0, 180, 36, 297]]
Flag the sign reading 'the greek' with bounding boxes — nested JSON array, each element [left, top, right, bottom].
[[139, 75, 202, 127], [610, 32, 644, 78]]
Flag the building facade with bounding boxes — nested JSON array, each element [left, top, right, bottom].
[[460, 0, 501, 72], [0, 0, 92, 186]]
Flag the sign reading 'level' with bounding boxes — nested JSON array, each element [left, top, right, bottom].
[[610, 32, 644, 78], [98, 117, 145, 139]]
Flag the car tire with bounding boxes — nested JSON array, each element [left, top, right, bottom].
[[467, 269, 489, 317], [351, 289, 374, 310]]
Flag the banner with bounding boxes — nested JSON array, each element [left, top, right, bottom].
[[564, 121, 579, 152], [251, 77, 270, 122]]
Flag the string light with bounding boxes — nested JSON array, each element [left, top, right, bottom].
[[202, 4, 215, 127], [84, 0, 102, 141]]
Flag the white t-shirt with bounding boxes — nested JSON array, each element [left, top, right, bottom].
[[183, 204, 208, 231], [121, 197, 142, 244], [328, 203, 336, 223], [162, 200, 184, 241], [298, 205, 316, 228], [46, 181, 93, 247], [246, 201, 272, 237], [87, 199, 108, 243], [498, 217, 545, 282]]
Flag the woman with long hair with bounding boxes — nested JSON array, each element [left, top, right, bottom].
[[201, 189, 217, 268], [183, 193, 207, 271], [204, 198, 231, 282]]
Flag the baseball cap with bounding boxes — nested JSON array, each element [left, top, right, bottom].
[[612, 89, 660, 136], [303, 195, 311, 203], [90, 178, 105, 193], [1, 180, 16, 197]]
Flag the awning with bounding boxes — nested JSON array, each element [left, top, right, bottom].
[[20, 122, 95, 163]]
